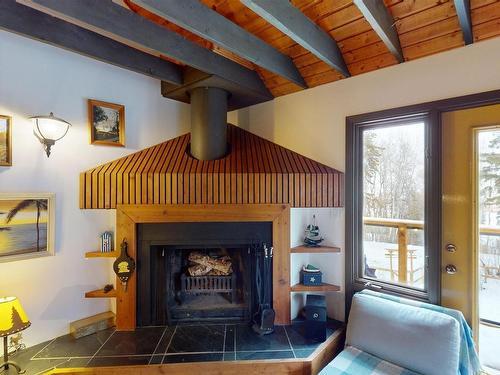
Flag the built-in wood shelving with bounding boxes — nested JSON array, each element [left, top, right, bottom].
[[85, 288, 116, 298], [291, 245, 340, 253], [84, 250, 116, 300], [85, 251, 117, 258], [290, 283, 340, 292]]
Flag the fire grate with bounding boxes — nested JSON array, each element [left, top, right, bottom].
[[180, 273, 237, 303]]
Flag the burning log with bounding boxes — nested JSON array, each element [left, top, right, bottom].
[[187, 251, 233, 276]]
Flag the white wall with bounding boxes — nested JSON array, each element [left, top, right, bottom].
[[0, 30, 190, 347], [2, 26, 500, 347], [229, 37, 500, 322], [290, 208, 344, 321], [228, 37, 500, 171]]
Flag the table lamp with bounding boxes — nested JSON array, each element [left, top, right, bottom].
[[0, 297, 31, 374]]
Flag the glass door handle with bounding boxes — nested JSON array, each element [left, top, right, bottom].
[[445, 264, 457, 274]]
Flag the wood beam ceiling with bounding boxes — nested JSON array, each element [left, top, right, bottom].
[[0, 0, 182, 84], [130, 0, 307, 88], [19, 0, 271, 98], [454, 0, 474, 44], [240, 0, 350, 78], [2, 0, 498, 99], [353, 0, 404, 63]]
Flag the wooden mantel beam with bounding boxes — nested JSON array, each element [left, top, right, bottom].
[[1, 0, 182, 84], [18, 0, 271, 97], [130, 0, 307, 88], [240, 0, 350, 78], [353, 0, 404, 63], [454, 0, 473, 45]]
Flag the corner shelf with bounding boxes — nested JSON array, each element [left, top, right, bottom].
[[85, 251, 117, 258], [290, 283, 341, 292], [291, 245, 340, 253], [85, 249, 117, 299], [85, 288, 116, 298]]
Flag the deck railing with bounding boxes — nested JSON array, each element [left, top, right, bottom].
[[363, 217, 500, 284]]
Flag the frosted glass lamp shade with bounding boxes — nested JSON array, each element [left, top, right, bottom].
[[0, 297, 31, 337], [30, 112, 71, 157]]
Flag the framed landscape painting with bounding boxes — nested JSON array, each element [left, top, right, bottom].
[[0, 115, 12, 166], [0, 193, 55, 262], [88, 99, 125, 147]]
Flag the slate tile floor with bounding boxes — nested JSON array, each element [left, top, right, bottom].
[[5, 321, 342, 375]]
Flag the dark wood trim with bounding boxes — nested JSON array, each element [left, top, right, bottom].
[[19, 0, 270, 97], [0, 0, 182, 85], [454, 0, 473, 45], [346, 113, 440, 308], [345, 88, 500, 316], [240, 0, 350, 78], [353, 0, 404, 63], [347, 89, 500, 124], [131, 0, 306, 88]]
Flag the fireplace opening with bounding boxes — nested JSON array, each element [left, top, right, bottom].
[[137, 222, 272, 326]]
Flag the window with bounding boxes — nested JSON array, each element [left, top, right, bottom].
[[346, 112, 440, 304]]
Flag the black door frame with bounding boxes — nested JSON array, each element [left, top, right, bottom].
[[345, 88, 500, 314]]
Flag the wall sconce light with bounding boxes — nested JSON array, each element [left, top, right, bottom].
[[30, 112, 71, 157]]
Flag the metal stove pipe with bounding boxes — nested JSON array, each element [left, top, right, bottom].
[[190, 87, 228, 160]]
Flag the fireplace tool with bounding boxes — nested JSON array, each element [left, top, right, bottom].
[[252, 243, 275, 335]]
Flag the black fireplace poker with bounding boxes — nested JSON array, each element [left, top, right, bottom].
[[252, 243, 275, 335]]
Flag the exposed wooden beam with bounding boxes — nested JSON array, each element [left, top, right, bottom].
[[353, 0, 404, 63], [240, 0, 350, 78], [18, 0, 272, 98], [1, 0, 182, 84], [129, 0, 307, 88], [454, 0, 473, 45]]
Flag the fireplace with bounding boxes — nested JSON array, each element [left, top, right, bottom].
[[137, 222, 272, 326]]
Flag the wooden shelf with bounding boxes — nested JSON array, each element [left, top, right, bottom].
[[290, 283, 341, 292], [291, 245, 340, 253], [85, 251, 117, 258], [85, 288, 116, 298]]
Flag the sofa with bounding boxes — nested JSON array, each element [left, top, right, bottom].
[[320, 290, 481, 375]]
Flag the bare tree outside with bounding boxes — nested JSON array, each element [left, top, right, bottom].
[[362, 123, 426, 288], [478, 129, 500, 326]]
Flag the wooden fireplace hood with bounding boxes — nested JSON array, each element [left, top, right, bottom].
[[79, 124, 344, 209]]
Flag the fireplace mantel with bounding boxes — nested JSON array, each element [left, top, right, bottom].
[[115, 203, 290, 330]]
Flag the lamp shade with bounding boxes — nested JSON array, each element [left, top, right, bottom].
[[0, 297, 31, 337], [30, 113, 71, 142]]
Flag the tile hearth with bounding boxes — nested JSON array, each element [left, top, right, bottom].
[[6, 321, 342, 375]]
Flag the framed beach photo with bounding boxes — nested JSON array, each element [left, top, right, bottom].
[[0, 115, 12, 166], [88, 99, 125, 147], [0, 193, 55, 263]]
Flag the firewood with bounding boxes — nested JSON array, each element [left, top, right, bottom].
[[188, 252, 232, 274], [188, 264, 213, 276]]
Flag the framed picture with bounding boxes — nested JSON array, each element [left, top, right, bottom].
[[0, 193, 55, 263], [0, 115, 12, 166], [88, 99, 125, 147]]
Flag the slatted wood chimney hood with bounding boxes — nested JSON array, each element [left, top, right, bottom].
[[79, 125, 344, 209]]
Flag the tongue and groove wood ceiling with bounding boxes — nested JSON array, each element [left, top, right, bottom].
[[121, 0, 500, 97], [4, 0, 500, 100]]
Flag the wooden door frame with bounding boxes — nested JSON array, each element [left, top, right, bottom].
[[115, 203, 291, 330]]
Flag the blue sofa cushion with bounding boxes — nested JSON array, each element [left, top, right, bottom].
[[346, 293, 460, 375]]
